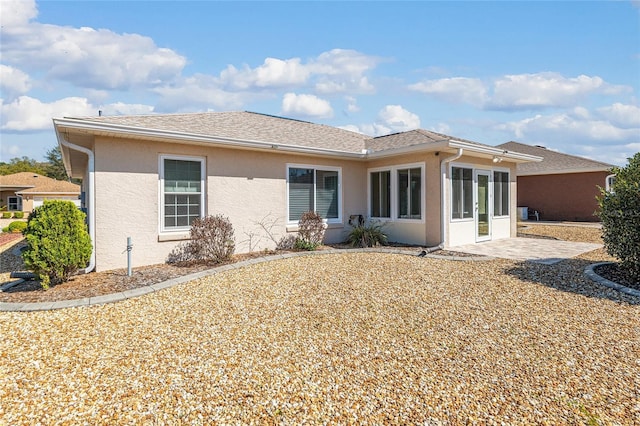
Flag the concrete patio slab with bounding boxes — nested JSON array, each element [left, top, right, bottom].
[[450, 238, 602, 264]]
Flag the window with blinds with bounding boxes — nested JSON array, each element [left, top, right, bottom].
[[161, 156, 205, 231], [288, 166, 340, 222]]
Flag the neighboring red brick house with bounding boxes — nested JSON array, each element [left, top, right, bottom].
[[496, 142, 614, 222]]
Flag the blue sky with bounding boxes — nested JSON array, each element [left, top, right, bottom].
[[1, 0, 639, 166]]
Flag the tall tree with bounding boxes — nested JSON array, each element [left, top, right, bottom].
[[0, 156, 47, 175], [44, 146, 70, 181]]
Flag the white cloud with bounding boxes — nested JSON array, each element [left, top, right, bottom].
[[377, 105, 420, 133], [0, 64, 31, 99], [99, 102, 154, 116], [496, 111, 639, 143], [215, 49, 379, 94], [1, 96, 95, 131], [153, 74, 255, 112], [344, 96, 360, 113], [0, 0, 38, 28], [597, 103, 640, 128], [1, 2, 187, 91], [408, 77, 487, 106], [219, 57, 310, 90], [349, 105, 421, 137], [408, 72, 632, 111], [0, 96, 155, 131], [489, 72, 630, 109], [281, 92, 333, 119], [312, 49, 378, 94]]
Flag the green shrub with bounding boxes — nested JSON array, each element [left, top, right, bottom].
[[168, 214, 235, 264], [22, 200, 92, 289], [8, 221, 27, 233], [2, 227, 8, 233], [597, 153, 640, 280], [296, 211, 325, 250], [2, 212, 11, 219], [347, 221, 388, 248], [13, 211, 24, 219]]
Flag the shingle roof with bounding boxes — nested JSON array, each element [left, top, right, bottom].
[[0, 172, 80, 194], [496, 141, 613, 175], [73, 111, 368, 153], [366, 129, 489, 153], [59, 111, 540, 163]]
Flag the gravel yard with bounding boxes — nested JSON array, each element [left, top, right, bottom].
[[1, 225, 639, 424]]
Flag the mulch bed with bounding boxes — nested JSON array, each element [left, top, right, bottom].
[[594, 263, 640, 291], [0, 232, 23, 246]]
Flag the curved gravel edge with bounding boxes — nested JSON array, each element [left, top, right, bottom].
[[584, 262, 640, 298], [0, 248, 492, 312]]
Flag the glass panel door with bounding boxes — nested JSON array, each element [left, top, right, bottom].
[[475, 170, 491, 241]]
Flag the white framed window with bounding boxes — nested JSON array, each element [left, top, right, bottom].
[[159, 155, 206, 233], [397, 167, 422, 220], [7, 196, 22, 211], [451, 166, 473, 220], [368, 163, 425, 222], [493, 170, 510, 217], [287, 164, 341, 223], [605, 174, 616, 192], [370, 170, 391, 218]]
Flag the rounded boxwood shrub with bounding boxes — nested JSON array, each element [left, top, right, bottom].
[[597, 153, 640, 281], [7, 221, 27, 233], [2, 212, 11, 219], [13, 211, 24, 219], [22, 200, 92, 289]]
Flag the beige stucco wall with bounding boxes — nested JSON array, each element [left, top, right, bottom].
[[366, 152, 442, 247], [84, 136, 520, 271], [92, 136, 367, 271]]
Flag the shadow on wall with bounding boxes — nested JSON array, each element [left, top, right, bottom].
[[503, 258, 639, 306]]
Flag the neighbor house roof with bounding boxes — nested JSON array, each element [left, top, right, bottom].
[[0, 172, 80, 194], [54, 111, 541, 165], [496, 142, 613, 176]]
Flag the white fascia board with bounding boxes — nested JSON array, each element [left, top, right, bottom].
[[53, 118, 365, 159], [448, 140, 543, 163]]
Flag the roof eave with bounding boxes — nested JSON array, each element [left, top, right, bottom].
[[517, 167, 613, 176], [53, 117, 366, 160], [449, 140, 543, 163]]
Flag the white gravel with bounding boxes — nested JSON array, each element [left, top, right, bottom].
[[1, 249, 638, 424]]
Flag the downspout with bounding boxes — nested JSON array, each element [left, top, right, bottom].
[[440, 148, 464, 249], [58, 136, 96, 274]]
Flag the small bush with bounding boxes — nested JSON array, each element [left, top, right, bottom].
[[13, 211, 24, 219], [296, 211, 325, 250], [2, 212, 11, 219], [1, 227, 8, 233], [597, 153, 640, 280], [22, 201, 92, 289], [168, 214, 235, 264], [348, 221, 388, 248], [276, 234, 297, 250], [8, 221, 27, 233]]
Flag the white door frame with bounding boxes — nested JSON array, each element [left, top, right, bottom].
[[474, 169, 492, 242]]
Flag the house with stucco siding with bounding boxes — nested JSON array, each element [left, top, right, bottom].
[[54, 111, 540, 272]]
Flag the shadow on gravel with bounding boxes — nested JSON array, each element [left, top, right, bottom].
[[504, 257, 640, 306]]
